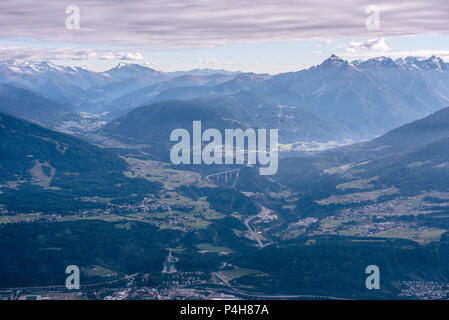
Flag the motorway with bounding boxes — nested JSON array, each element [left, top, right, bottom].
[[0, 273, 138, 297], [244, 205, 275, 249], [244, 215, 265, 248], [213, 272, 347, 300]]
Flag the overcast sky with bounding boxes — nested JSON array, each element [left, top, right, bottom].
[[0, 0, 448, 73]]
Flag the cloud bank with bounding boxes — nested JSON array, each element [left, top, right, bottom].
[[0, 47, 143, 61], [0, 0, 448, 48]]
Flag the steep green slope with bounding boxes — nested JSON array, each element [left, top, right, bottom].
[[0, 113, 159, 212]]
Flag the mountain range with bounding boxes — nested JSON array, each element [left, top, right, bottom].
[[90, 91, 355, 166], [1, 55, 449, 144], [276, 106, 449, 210]]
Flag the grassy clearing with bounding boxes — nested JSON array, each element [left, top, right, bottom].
[[82, 265, 116, 278], [320, 217, 348, 229], [336, 176, 379, 191], [316, 187, 399, 205], [424, 192, 449, 200], [195, 243, 232, 254], [0, 213, 41, 224], [222, 267, 262, 280], [122, 157, 213, 189], [376, 227, 447, 243]]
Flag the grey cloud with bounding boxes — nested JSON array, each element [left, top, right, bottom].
[[347, 38, 390, 53], [0, 0, 448, 48]]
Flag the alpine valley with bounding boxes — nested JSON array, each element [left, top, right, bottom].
[[2, 55, 449, 300]]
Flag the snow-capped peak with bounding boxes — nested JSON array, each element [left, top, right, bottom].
[[0, 59, 74, 74], [112, 62, 153, 71], [103, 62, 165, 81], [354, 56, 397, 68], [319, 54, 348, 68], [403, 55, 448, 71]]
